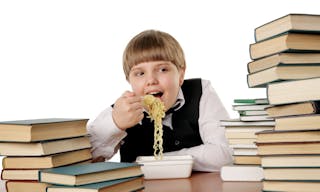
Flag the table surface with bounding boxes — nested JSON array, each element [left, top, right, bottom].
[[143, 172, 262, 192], [0, 171, 262, 192]]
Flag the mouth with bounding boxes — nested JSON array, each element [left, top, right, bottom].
[[147, 91, 164, 99]]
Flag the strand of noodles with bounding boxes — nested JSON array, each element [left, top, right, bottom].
[[143, 95, 165, 160]]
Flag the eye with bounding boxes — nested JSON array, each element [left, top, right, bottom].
[[159, 67, 168, 72], [135, 71, 144, 77]]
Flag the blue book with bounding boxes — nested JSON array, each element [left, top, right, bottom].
[[39, 162, 143, 186], [46, 176, 144, 192]]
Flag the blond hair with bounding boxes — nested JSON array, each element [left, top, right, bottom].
[[123, 30, 186, 79]]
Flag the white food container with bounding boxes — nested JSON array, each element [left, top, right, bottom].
[[136, 155, 194, 179]]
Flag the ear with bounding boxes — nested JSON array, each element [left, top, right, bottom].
[[178, 68, 186, 86]]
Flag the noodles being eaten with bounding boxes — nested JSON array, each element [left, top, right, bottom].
[[143, 95, 165, 160]]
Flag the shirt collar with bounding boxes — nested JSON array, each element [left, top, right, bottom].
[[171, 88, 185, 112]]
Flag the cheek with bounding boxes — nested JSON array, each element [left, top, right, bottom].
[[130, 81, 144, 95]]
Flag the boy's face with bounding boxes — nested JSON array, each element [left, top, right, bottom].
[[128, 60, 185, 111]]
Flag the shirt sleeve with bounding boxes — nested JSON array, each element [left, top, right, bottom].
[[164, 79, 233, 172], [87, 107, 127, 160]]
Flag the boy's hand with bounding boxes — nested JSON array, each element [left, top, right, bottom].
[[112, 91, 144, 130]]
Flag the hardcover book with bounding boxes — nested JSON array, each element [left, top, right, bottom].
[[263, 180, 320, 192], [265, 101, 320, 117], [39, 161, 143, 186], [249, 33, 320, 60], [247, 52, 320, 74], [247, 65, 320, 88], [261, 155, 320, 168], [255, 14, 320, 42], [267, 77, 320, 105], [46, 176, 144, 192], [0, 118, 88, 142], [0, 136, 91, 156], [2, 149, 92, 169]]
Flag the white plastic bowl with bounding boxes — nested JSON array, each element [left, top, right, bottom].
[[136, 155, 194, 179]]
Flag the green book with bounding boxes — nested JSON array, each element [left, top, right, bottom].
[[39, 162, 143, 186], [0, 118, 89, 142], [233, 98, 268, 105], [46, 176, 144, 192]]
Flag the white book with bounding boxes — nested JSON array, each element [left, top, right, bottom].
[[229, 144, 257, 149], [220, 165, 263, 181], [220, 119, 275, 127], [240, 115, 274, 122], [233, 148, 258, 156], [232, 104, 271, 111]]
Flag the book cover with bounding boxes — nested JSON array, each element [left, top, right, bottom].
[[46, 176, 144, 192], [0, 136, 91, 156], [256, 129, 320, 143], [254, 14, 320, 42], [39, 161, 143, 186], [0, 118, 88, 142], [265, 101, 320, 117], [261, 154, 320, 168], [2, 149, 92, 169], [247, 52, 320, 74], [233, 98, 268, 104], [267, 77, 320, 105], [247, 65, 320, 88], [250, 33, 320, 60]]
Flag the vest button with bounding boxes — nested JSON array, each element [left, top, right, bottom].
[[175, 140, 180, 145]]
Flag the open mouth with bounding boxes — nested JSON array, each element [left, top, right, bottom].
[[148, 92, 163, 99]]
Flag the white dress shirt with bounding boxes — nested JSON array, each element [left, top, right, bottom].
[[87, 79, 233, 172]]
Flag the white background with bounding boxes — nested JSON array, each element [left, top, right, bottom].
[[0, 0, 319, 166]]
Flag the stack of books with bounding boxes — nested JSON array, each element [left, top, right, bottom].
[[248, 14, 320, 192], [39, 161, 144, 192], [220, 99, 275, 181], [0, 118, 93, 192]]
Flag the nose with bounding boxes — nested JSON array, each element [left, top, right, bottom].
[[146, 73, 158, 86]]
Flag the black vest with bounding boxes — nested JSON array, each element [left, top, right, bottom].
[[120, 78, 203, 162]]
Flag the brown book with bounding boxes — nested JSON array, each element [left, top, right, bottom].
[[257, 142, 320, 155], [267, 77, 320, 105], [275, 114, 320, 131], [263, 167, 320, 181], [255, 14, 320, 42], [0, 136, 91, 156], [233, 155, 261, 165], [248, 53, 320, 74], [261, 155, 320, 168], [263, 180, 320, 192], [6, 180, 51, 192], [250, 33, 320, 60], [0, 118, 88, 142], [2, 148, 92, 169], [247, 65, 320, 88], [265, 101, 320, 117], [256, 130, 320, 143]]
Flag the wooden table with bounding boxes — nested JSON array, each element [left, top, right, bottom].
[[143, 172, 262, 192], [0, 172, 262, 192]]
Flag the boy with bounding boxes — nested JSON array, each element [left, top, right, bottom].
[[88, 29, 233, 172]]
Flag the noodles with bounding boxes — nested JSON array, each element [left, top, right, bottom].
[[143, 95, 165, 160]]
